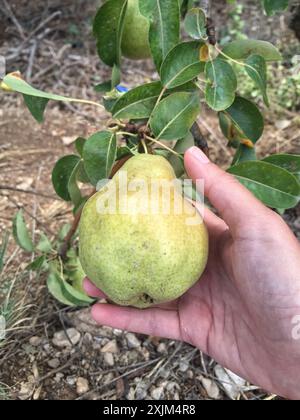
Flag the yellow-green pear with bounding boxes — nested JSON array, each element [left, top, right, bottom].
[[79, 154, 208, 308], [121, 0, 151, 60]]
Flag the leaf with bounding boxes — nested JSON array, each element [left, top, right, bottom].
[[52, 155, 80, 201], [232, 144, 257, 166], [77, 160, 90, 184], [111, 64, 121, 88], [68, 160, 82, 207], [168, 132, 194, 177], [94, 81, 112, 93], [205, 59, 237, 111], [26, 255, 47, 272], [112, 82, 162, 119], [263, 0, 289, 16], [262, 154, 300, 182], [117, 146, 134, 160], [219, 97, 264, 144], [228, 161, 300, 209], [150, 92, 200, 141], [23, 95, 49, 123], [0, 233, 9, 274], [36, 233, 52, 253], [83, 131, 117, 186], [222, 40, 282, 61], [47, 273, 77, 307], [139, 0, 180, 70], [93, 0, 127, 66], [13, 210, 34, 252], [60, 280, 94, 307], [160, 41, 205, 89], [184, 7, 207, 40], [75, 137, 86, 157], [245, 55, 269, 106]]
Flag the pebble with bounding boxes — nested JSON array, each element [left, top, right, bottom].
[[103, 352, 114, 367], [126, 333, 141, 349], [48, 358, 60, 369], [76, 377, 89, 395], [29, 336, 42, 347], [178, 360, 189, 372], [157, 343, 167, 354], [200, 376, 220, 400], [101, 339, 119, 354], [151, 385, 165, 400], [52, 328, 81, 348]]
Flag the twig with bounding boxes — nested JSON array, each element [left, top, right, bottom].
[[191, 122, 210, 157], [0, 185, 59, 200], [26, 41, 38, 82], [2, 0, 26, 40], [35, 354, 78, 385]]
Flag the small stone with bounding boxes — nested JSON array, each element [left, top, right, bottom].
[[66, 376, 76, 386], [126, 333, 141, 349], [103, 352, 114, 367], [76, 377, 89, 395], [83, 333, 93, 344], [29, 336, 42, 347], [52, 328, 81, 348], [178, 360, 189, 372], [54, 373, 64, 383], [157, 343, 167, 354], [200, 376, 220, 400], [135, 382, 148, 400], [48, 358, 60, 369], [101, 339, 119, 354], [151, 386, 164, 400], [62, 136, 75, 146]]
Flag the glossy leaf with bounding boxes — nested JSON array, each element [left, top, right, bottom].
[[83, 131, 117, 186], [47, 273, 77, 307], [263, 154, 300, 182], [222, 40, 282, 61], [150, 92, 200, 141], [94, 81, 112, 93], [23, 95, 49, 123], [26, 255, 47, 272], [139, 0, 180, 70], [245, 54, 269, 106], [184, 7, 207, 40], [232, 144, 257, 166], [36, 233, 52, 253], [219, 97, 264, 144], [52, 155, 80, 201], [68, 160, 82, 207], [263, 0, 289, 16], [169, 132, 194, 177], [160, 41, 205, 89], [93, 0, 127, 66], [13, 210, 34, 252], [228, 161, 300, 209], [112, 82, 162, 119], [75, 137, 86, 157], [205, 59, 237, 111], [60, 280, 94, 307]]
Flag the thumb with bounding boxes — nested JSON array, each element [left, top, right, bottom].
[[184, 147, 269, 235]]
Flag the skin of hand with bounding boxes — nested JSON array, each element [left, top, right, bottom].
[[84, 146, 300, 399]]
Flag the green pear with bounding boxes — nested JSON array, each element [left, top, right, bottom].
[[121, 0, 151, 60], [79, 154, 208, 308]]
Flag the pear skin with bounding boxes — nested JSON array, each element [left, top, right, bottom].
[[79, 154, 208, 308]]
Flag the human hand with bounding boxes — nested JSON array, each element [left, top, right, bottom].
[[84, 146, 300, 399]]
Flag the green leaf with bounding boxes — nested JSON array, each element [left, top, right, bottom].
[[139, 0, 180, 70], [13, 210, 34, 252], [150, 92, 200, 141], [75, 137, 86, 157], [117, 146, 134, 160], [23, 95, 49, 123], [245, 55, 269, 106], [94, 81, 112, 93], [112, 82, 162, 119], [222, 40, 282, 61], [36, 233, 52, 253], [263, 0, 289, 16], [168, 132, 194, 177], [52, 155, 80, 201], [58, 224, 71, 241], [83, 131, 117, 186], [205, 59, 237, 111], [47, 273, 77, 307], [26, 255, 48, 272], [68, 160, 82, 207], [93, 0, 127, 67], [0, 233, 9, 274], [111, 64, 121, 88], [219, 97, 264, 144], [184, 7, 207, 40], [160, 41, 205, 89], [60, 280, 94, 307], [228, 161, 300, 209], [232, 144, 257, 166], [262, 154, 300, 182]]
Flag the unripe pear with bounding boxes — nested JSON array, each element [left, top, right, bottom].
[[79, 154, 208, 308]]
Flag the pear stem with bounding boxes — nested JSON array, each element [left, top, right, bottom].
[[141, 139, 148, 154], [144, 135, 183, 160]]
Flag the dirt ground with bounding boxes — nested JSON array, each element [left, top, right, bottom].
[[0, 0, 299, 400]]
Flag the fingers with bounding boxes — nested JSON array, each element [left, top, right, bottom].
[[91, 303, 181, 340], [184, 147, 270, 236], [83, 278, 107, 299]]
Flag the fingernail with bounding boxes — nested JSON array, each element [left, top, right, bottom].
[[188, 146, 210, 164]]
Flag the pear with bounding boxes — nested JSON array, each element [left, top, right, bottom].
[[121, 0, 151, 60], [79, 154, 208, 308]]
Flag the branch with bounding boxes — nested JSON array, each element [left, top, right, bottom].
[[191, 122, 210, 157]]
